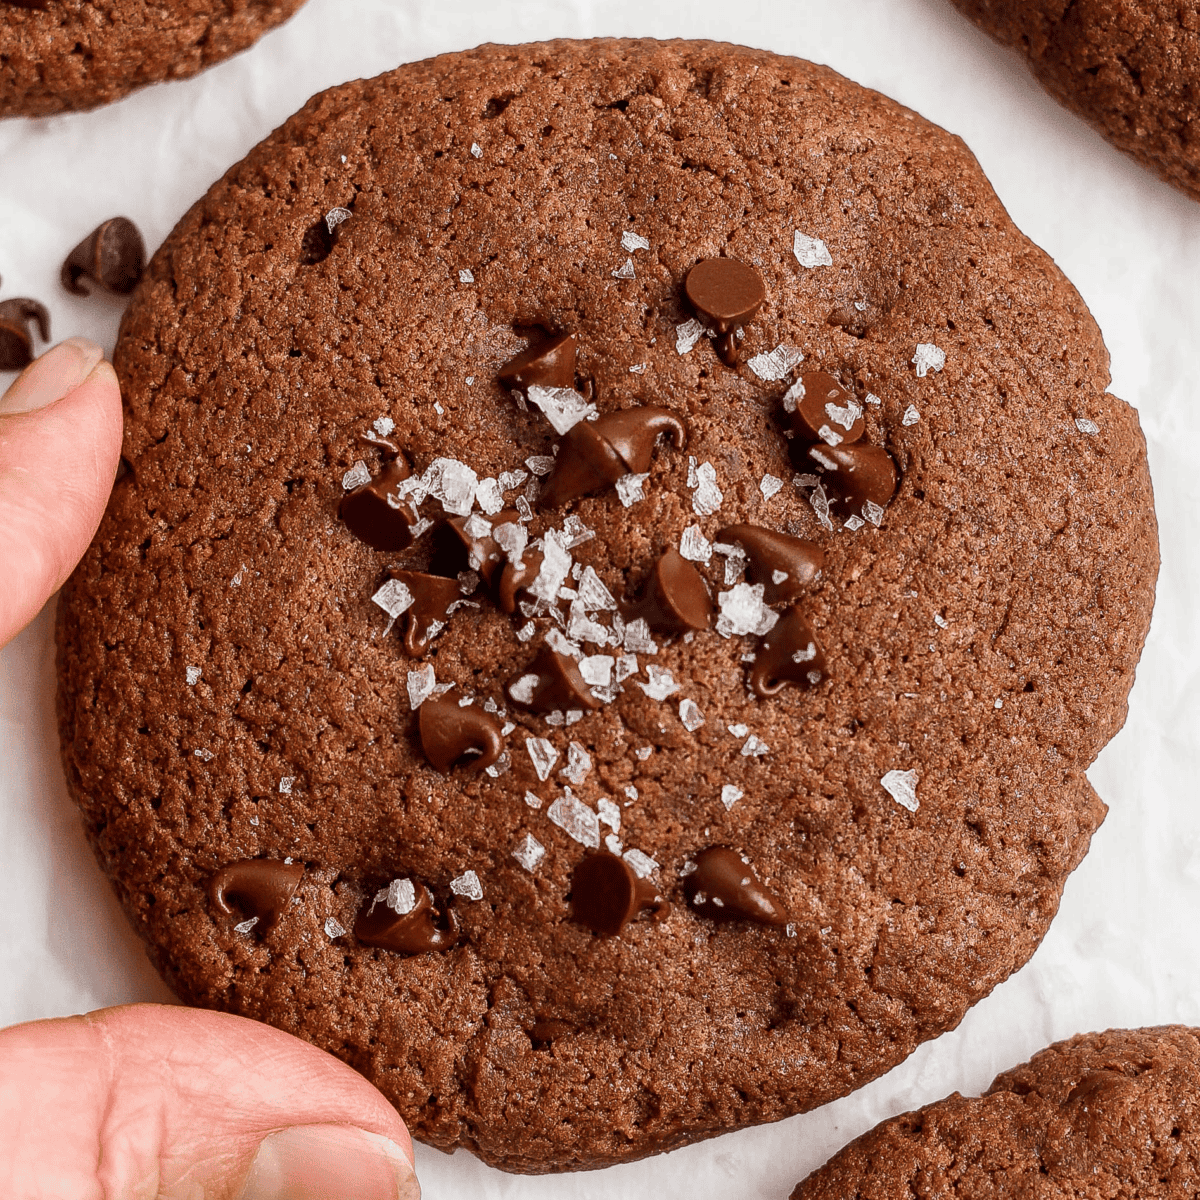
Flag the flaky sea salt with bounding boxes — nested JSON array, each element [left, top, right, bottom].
[[499, 468, 527, 492], [864, 499, 885, 527], [760, 474, 784, 501], [605, 834, 624, 855], [614, 472, 649, 507], [865, 392, 882, 406], [529, 530, 572, 604], [325, 206, 352, 233], [624, 617, 657, 655], [679, 698, 705, 732], [580, 655, 614, 689], [809, 483, 834, 532], [624, 849, 658, 878], [728, 723, 749, 737], [934, 613, 949, 629], [793, 230, 833, 268], [548, 790, 600, 848], [912, 343, 946, 378], [234, 917, 259, 935], [615, 653, 639, 682], [782, 377, 805, 413], [407, 664, 437, 710], [639, 665, 680, 701], [525, 790, 543, 809], [676, 318, 706, 355], [635, 746, 654, 761], [747, 343, 804, 382], [1075, 417, 1100, 435], [475, 477, 504, 514], [463, 513, 492, 540], [470, 142, 483, 158], [527, 385, 597, 434], [382, 878, 417, 915], [562, 515, 597, 550], [324, 918, 346, 939], [597, 798, 621, 832], [612, 257, 636, 280], [424, 457, 479, 516], [902, 405, 921, 426], [576, 565, 616, 610], [624, 785, 639, 800], [484, 750, 511, 778], [279, 777, 294, 794], [342, 460, 371, 491], [881, 768, 920, 812], [679, 525, 712, 563], [717, 582, 772, 638], [373, 416, 395, 436], [720, 784, 744, 810], [525, 454, 556, 476], [526, 737, 558, 782], [742, 734, 769, 757], [458, 268, 475, 283], [561, 741, 592, 785], [373, 578, 414, 621], [691, 461, 723, 516], [512, 832, 545, 871], [621, 230, 650, 252], [451, 870, 484, 900], [185, 665, 201, 686]]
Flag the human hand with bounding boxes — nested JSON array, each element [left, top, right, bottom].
[[0, 337, 122, 648], [0, 1004, 420, 1199]]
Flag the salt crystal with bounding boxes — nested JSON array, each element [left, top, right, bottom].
[[565, 710, 584, 725], [863, 499, 885, 527], [576, 565, 616, 610], [624, 785, 639, 800], [548, 790, 600, 848], [509, 674, 539, 705], [639, 665, 680, 700], [527, 385, 597, 435], [782, 377, 805, 413], [679, 698, 705, 731], [373, 578, 415, 621], [545, 626, 583, 660], [621, 230, 650, 252], [515, 496, 534, 523], [525, 790, 543, 809], [457, 571, 480, 597], [493, 521, 528, 566], [567, 601, 610, 648], [324, 918, 346, 938], [691, 461, 723, 516], [623, 618, 657, 655], [994, 698, 1004, 709], [623, 849, 658, 878], [561, 741, 592, 784], [934, 614, 949, 629], [881, 768, 920, 812], [529, 530, 572, 604], [865, 392, 882, 406], [728, 723, 749, 737], [580, 655, 614, 688], [615, 472, 649, 507], [912, 343, 946, 378], [597, 798, 621, 832], [902, 405, 920, 426], [525, 455, 556, 476], [612, 257, 636, 280], [742, 734, 769, 757], [687, 456, 698, 488], [809, 483, 834, 531], [526, 737, 558, 782], [635, 746, 654, 761], [760, 474, 784, 501], [792, 642, 817, 663], [605, 834, 624, 854], [793, 230, 833, 268], [676, 318, 706, 355], [234, 917, 259, 935], [383, 878, 417, 915], [325, 206, 352, 233], [629, 363, 648, 374], [714, 542, 747, 585], [484, 750, 512, 778], [475, 477, 504, 514], [680, 861, 697, 876], [747, 343, 804, 382], [717, 582, 769, 638], [793, 473, 819, 488], [515, 621, 537, 644], [1075, 417, 1099, 435], [615, 653, 639, 682], [450, 870, 484, 900], [826, 397, 862, 430], [186, 665, 201, 686], [231, 569, 243, 587], [459, 268, 475, 284], [817, 425, 843, 446], [772, 569, 789, 585], [499, 468, 528, 492], [194, 748, 214, 761], [463, 513, 492, 540], [720, 784, 743, 810], [373, 416, 395, 436], [342, 460, 371, 491], [470, 142, 483, 158], [679, 525, 712, 563], [512, 832, 545, 871], [809, 446, 838, 471], [424, 457, 479, 516], [279, 777, 294, 794], [407, 664, 437, 710]]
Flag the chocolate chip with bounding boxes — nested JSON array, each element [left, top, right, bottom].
[[208, 859, 304, 931], [0, 298, 50, 371], [749, 606, 826, 696], [685, 258, 766, 366], [804, 442, 898, 522], [540, 405, 686, 508], [788, 371, 865, 446], [683, 847, 789, 927], [506, 644, 601, 713], [571, 852, 670, 937], [354, 878, 461, 954], [338, 456, 418, 551], [716, 524, 823, 605], [497, 548, 544, 615], [1067, 1069, 1131, 1106], [387, 569, 462, 656], [61, 217, 146, 297], [438, 508, 521, 586], [498, 332, 578, 391], [418, 691, 506, 773], [626, 547, 713, 635]]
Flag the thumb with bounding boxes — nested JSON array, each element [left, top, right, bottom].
[[0, 1003, 420, 1200], [0, 337, 123, 648]]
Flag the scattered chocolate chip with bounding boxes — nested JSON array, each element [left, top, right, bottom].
[[626, 547, 713, 635], [208, 859, 304, 931], [355, 878, 460, 954], [683, 847, 789, 927], [685, 257, 766, 366], [749, 606, 826, 696], [540, 406, 686, 508], [338, 456, 417, 551], [61, 217, 145, 296], [498, 332, 577, 391], [788, 371, 865, 446], [418, 691, 506, 773], [716, 524, 823, 605], [497, 548, 544, 615], [387, 569, 462, 655], [804, 442, 898, 522], [1066, 1069, 1131, 1106], [0, 298, 50, 371], [571, 852, 670, 936], [507, 644, 601, 713], [437, 509, 521, 586]]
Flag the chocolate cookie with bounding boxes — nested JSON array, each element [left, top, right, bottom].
[[55, 38, 1159, 1172], [949, 0, 1200, 202], [0, 0, 307, 119], [792, 1027, 1200, 1199]]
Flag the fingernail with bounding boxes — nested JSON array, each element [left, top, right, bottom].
[[237, 1124, 420, 1200], [0, 337, 106, 415]]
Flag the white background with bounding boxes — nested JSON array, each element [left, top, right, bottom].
[[1, 2, 1198, 1196]]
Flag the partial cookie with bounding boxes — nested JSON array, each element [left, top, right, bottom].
[[0, 0, 307, 118], [792, 1027, 1200, 1199], [949, 0, 1200, 202], [56, 38, 1158, 1172]]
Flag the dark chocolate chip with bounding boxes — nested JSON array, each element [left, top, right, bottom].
[[685, 258, 766, 367], [0, 298, 50, 371], [418, 691, 505, 773], [506, 644, 601, 713], [716, 524, 824, 605], [805, 442, 899, 522], [208, 859, 304, 931], [1066, 1069, 1133, 1107], [596, 406, 688, 474], [749, 606, 826, 696], [354, 878, 460, 954], [626, 547, 713, 635], [61, 217, 145, 297], [338, 456, 417, 551], [571, 852, 670, 937], [684, 847, 789, 927], [498, 332, 577, 391], [788, 371, 865, 446], [386, 569, 462, 656], [497, 548, 544, 615], [438, 509, 521, 586]]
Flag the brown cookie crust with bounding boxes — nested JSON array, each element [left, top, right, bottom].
[[55, 38, 1158, 1172], [792, 1027, 1200, 1199], [949, 0, 1200, 202], [0, 0, 306, 118]]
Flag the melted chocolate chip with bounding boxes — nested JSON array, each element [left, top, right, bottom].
[[355, 878, 460, 954], [61, 217, 146, 296], [684, 847, 789, 927], [627, 547, 713, 635], [685, 258, 766, 366], [571, 852, 670, 937], [788, 371, 865, 446], [805, 442, 899, 522], [208, 859, 304, 931], [0, 298, 50, 371], [498, 332, 578, 391], [596, 406, 688, 474], [497, 548, 544, 615], [749, 606, 826, 696], [438, 509, 521, 586], [507, 644, 601, 713], [418, 691, 505, 773], [716, 524, 823, 605], [1067, 1069, 1132, 1106], [387, 569, 462, 656], [338, 456, 417, 551]]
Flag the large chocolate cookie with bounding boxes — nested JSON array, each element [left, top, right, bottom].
[[949, 0, 1200, 202], [0, 0, 306, 118], [792, 1027, 1200, 1199], [56, 38, 1158, 1172]]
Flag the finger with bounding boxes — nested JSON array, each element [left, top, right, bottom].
[[0, 1003, 420, 1200], [0, 337, 123, 648]]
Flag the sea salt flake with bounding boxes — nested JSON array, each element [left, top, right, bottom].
[[679, 525, 712, 563], [407, 664, 437, 710], [492, 521, 528, 566], [624, 849, 658, 878], [561, 515, 596, 550], [516, 622, 536, 643], [451, 870, 484, 900], [881, 768, 920, 812], [679, 698, 705, 732], [676, 318, 707, 355], [499, 468, 528, 492], [793, 473, 819, 488], [843, 514, 864, 531], [325, 206, 352, 233], [623, 618, 657, 655], [817, 424, 844, 446], [564, 709, 584, 725], [279, 777, 295, 794], [525, 790, 542, 809], [687, 456, 698, 488], [1075, 417, 1100, 435], [576, 565, 616, 610], [865, 392, 882, 406], [234, 917, 259, 935], [771, 569, 789, 585], [383, 878, 417, 915], [721, 784, 744, 810], [529, 530, 573, 604], [994, 698, 1004, 709], [912, 343, 946, 378], [567, 602, 610, 648], [782, 378, 805, 413], [621, 230, 651, 252], [484, 750, 512, 778], [826, 398, 862, 430], [185, 665, 202, 686], [509, 674, 539, 704], [324, 918, 346, 938], [792, 641, 818, 663], [793, 230, 833, 268], [463, 513, 492, 540], [809, 446, 838, 471], [527, 385, 597, 435], [863, 499, 886, 527], [639, 665, 680, 701], [742, 734, 769, 757], [615, 472, 649, 507], [717, 582, 769, 638], [612, 257, 637, 280], [747, 343, 804, 382], [760, 474, 784, 501], [597, 798, 621, 832], [434, 403, 445, 415], [635, 746, 654, 761], [545, 626, 583, 661], [342, 460, 371, 491], [615, 653, 639, 682], [193, 748, 214, 761], [475, 477, 504, 514], [605, 834, 624, 854], [580, 655, 614, 688], [373, 416, 395, 436], [470, 142, 483, 158], [525, 454, 556, 476], [728, 723, 749, 737], [629, 363, 648, 374], [561, 741, 593, 785], [516, 496, 534, 523], [424, 457, 479, 516], [691, 461, 723, 516], [624, 785, 639, 800], [548, 791, 600, 848], [934, 614, 949, 629], [512, 832, 545, 871], [902, 405, 921, 426], [231, 568, 244, 587], [809, 483, 834, 531], [373, 578, 415, 620], [526, 737, 559, 782], [458, 268, 475, 284]]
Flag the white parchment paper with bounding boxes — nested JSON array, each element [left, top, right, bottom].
[[2, 2, 1198, 1196]]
